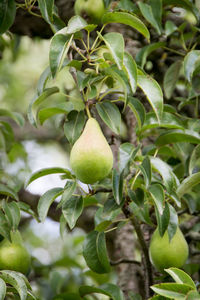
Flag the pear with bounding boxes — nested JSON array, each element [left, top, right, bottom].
[[70, 118, 113, 184], [149, 227, 188, 272]]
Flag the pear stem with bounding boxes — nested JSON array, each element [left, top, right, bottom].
[[86, 104, 92, 118]]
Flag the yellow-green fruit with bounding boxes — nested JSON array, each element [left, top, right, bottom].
[[149, 227, 188, 272], [74, 0, 106, 24], [0, 240, 31, 274], [70, 118, 113, 184]]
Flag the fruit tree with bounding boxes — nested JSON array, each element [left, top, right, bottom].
[[0, 0, 200, 299]]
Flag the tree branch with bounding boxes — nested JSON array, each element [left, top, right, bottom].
[[110, 259, 141, 266]]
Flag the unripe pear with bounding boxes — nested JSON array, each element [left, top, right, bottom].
[[0, 239, 31, 274], [149, 227, 188, 272], [74, 0, 106, 24], [70, 118, 113, 184]]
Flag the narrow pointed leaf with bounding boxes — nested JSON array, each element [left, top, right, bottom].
[[165, 268, 196, 290], [99, 32, 124, 70], [164, 61, 182, 99], [27, 167, 73, 186], [177, 172, 200, 197], [127, 97, 146, 129], [66, 16, 88, 34], [96, 101, 121, 134], [38, 102, 73, 125], [79, 283, 124, 300], [138, 2, 161, 34], [0, 0, 16, 34], [62, 196, 83, 229], [137, 75, 163, 123], [0, 278, 6, 299], [123, 52, 137, 93], [28, 87, 59, 127], [49, 33, 73, 78], [0, 184, 18, 201], [140, 156, 151, 187], [0, 270, 28, 300], [3, 201, 20, 230], [38, 188, 64, 222], [83, 231, 111, 274], [136, 42, 166, 68], [156, 130, 200, 146], [189, 144, 200, 175], [0, 109, 24, 127], [112, 169, 123, 205], [118, 143, 140, 173], [167, 204, 178, 241], [102, 12, 150, 40], [58, 181, 77, 208], [149, 184, 164, 215], [64, 110, 86, 145], [151, 283, 192, 299], [38, 0, 54, 24], [184, 50, 200, 83]]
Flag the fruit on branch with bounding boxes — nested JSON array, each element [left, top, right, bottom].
[[70, 117, 113, 184], [149, 227, 188, 272], [0, 238, 31, 274], [74, 0, 106, 24]]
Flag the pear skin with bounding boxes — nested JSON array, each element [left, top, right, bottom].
[[70, 118, 113, 184], [149, 227, 188, 272]]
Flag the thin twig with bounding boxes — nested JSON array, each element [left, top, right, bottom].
[[110, 259, 141, 266]]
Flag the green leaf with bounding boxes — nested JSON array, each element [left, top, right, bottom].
[[38, 188, 64, 222], [62, 196, 83, 230], [165, 20, 177, 36], [149, 184, 164, 215], [96, 101, 121, 134], [79, 283, 124, 300], [155, 202, 170, 236], [0, 278, 6, 300], [138, 2, 161, 34], [0, 0, 16, 34], [123, 52, 137, 93], [3, 201, 20, 230], [66, 15, 88, 34], [64, 110, 86, 145], [127, 97, 146, 129], [27, 167, 73, 186], [37, 66, 51, 95], [140, 156, 151, 187], [137, 75, 163, 123], [98, 32, 124, 70], [112, 169, 123, 205], [57, 181, 77, 208], [165, 268, 196, 290], [184, 50, 200, 82], [28, 87, 59, 127], [83, 231, 111, 274], [49, 33, 73, 78], [150, 157, 178, 192], [156, 130, 200, 146], [177, 172, 200, 197], [53, 293, 82, 300], [151, 283, 193, 299], [185, 290, 200, 299], [189, 144, 200, 175], [118, 143, 140, 173], [38, 102, 74, 125], [0, 109, 24, 127], [19, 202, 39, 222], [0, 211, 11, 241], [38, 0, 54, 24], [0, 184, 18, 201], [102, 12, 150, 40], [149, 0, 162, 31], [0, 270, 28, 300], [164, 61, 182, 99], [163, 0, 200, 22], [167, 204, 178, 241], [136, 42, 166, 69], [141, 111, 184, 132]]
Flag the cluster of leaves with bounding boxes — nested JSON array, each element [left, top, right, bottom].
[[1, 0, 200, 299]]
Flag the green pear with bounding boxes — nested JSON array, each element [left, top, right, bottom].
[[149, 227, 188, 272], [74, 0, 106, 24], [70, 118, 113, 184]]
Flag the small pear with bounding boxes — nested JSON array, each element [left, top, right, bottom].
[[149, 227, 188, 272], [70, 118, 113, 184]]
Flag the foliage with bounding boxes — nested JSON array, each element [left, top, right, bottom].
[[0, 0, 200, 299]]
